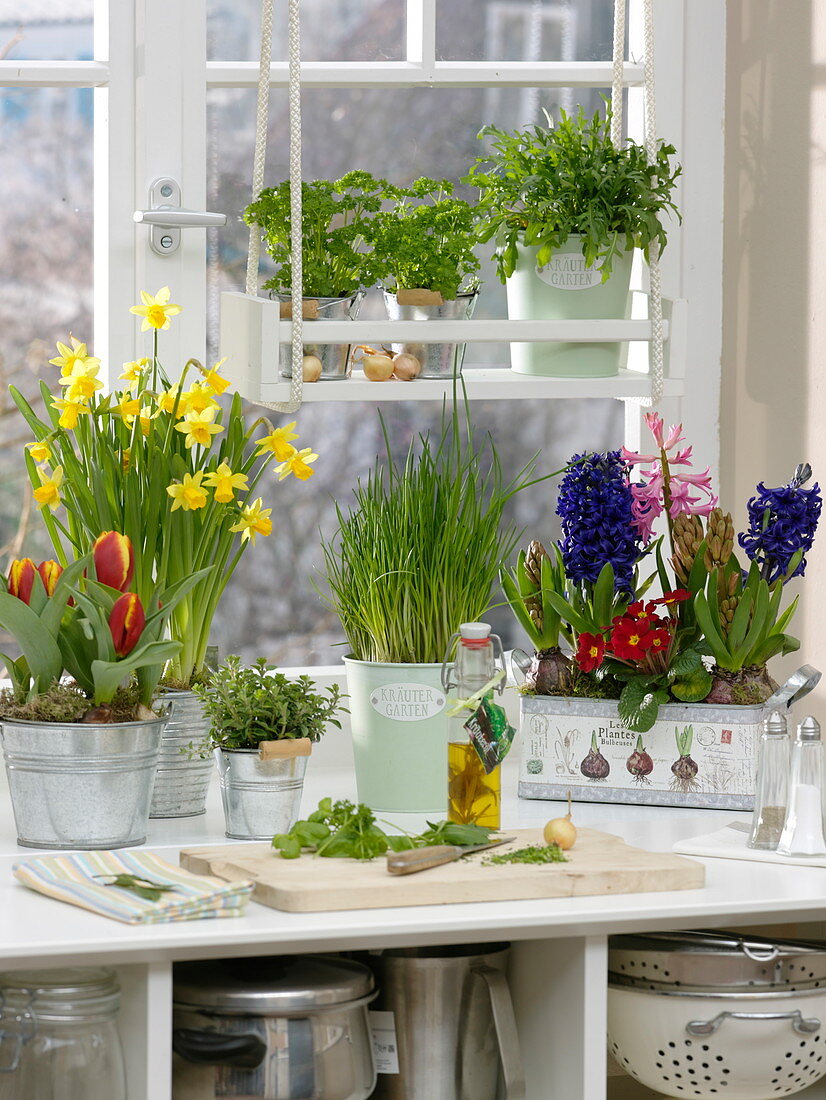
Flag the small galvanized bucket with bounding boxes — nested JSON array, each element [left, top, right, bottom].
[[150, 690, 214, 819], [383, 289, 478, 378], [1, 715, 166, 850], [215, 749, 307, 840], [275, 292, 364, 379]]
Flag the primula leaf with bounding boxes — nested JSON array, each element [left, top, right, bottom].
[[618, 680, 669, 732], [670, 668, 713, 703], [667, 648, 702, 679]]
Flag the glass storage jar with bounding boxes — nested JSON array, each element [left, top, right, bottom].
[[0, 968, 126, 1100]]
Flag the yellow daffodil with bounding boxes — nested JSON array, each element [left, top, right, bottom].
[[203, 461, 249, 504], [275, 446, 319, 482], [49, 336, 101, 376], [155, 385, 184, 415], [229, 497, 273, 544], [174, 407, 224, 449], [256, 421, 298, 462], [34, 465, 63, 511], [60, 360, 103, 402], [130, 286, 182, 331], [166, 471, 208, 512], [26, 440, 51, 465], [200, 357, 231, 395], [120, 358, 150, 385], [138, 406, 156, 436], [121, 448, 131, 471], [111, 396, 141, 424], [51, 396, 89, 431], [182, 381, 219, 416]]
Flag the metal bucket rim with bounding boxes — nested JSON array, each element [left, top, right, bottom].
[[381, 287, 479, 302], [271, 291, 364, 306], [0, 714, 168, 732]]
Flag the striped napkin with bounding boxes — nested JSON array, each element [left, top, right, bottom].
[[13, 849, 255, 925]]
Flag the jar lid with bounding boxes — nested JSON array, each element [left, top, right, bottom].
[[459, 623, 490, 641], [173, 956, 374, 1014], [0, 968, 120, 1020]]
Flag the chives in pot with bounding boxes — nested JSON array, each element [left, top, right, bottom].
[[195, 657, 344, 840]]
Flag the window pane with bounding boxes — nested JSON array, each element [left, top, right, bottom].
[[437, 0, 616, 63], [207, 0, 404, 62], [0, 2, 93, 60], [0, 88, 93, 564]]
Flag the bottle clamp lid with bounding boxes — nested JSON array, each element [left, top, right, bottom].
[[459, 622, 491, 642]]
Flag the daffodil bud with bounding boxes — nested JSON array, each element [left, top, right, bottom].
[[93, 531, 135, 591], [109, 592, 145, 657], [7, 558, 36, 604]]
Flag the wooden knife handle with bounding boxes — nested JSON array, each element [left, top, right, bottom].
[[386, 845, 462, 876]]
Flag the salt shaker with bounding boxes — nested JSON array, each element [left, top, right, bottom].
[[777, 717, 826, 857], [748, 710, 791, 850]]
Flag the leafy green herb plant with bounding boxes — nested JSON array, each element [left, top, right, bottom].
[[366, 177, 480, 300], [465, 104, 681, 282], [244, 171, 385, 299], [195, 657, 344, 751]]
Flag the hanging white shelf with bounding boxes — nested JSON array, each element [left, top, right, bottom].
[[219, 292, 685, 406]]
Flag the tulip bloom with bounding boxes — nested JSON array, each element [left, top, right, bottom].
[[109, 592, 145, 657], [7, 558, 36, 604], [93, 531, 135, 591], [37, 560, 63, 596]]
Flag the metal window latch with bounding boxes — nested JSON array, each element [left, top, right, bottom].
[[134, 177, 227, 256]]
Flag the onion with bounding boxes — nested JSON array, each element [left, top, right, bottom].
[[301, 354, 322, 382], [362, 354, 394, 381], [543, 790, 577, 850], [392, 352, 421, 381]]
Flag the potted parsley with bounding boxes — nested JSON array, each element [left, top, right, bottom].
[[366, 177, 480, 379], [194, 657, 344, 840], [465, 105, 680, 378], [244, 171, 384, 381]]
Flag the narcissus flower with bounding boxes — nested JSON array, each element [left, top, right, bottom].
[[230, 497, 273, 544], [93, 531, 135, 591], [201, 358, 231, 395], [575, 632, 606, 673], [181, 381, 219, 416], [175, 408, 224, 449], [51, 396, 89, 431], [203, 462, 249, 504], [155, 385, 184, 415], [109, 592, 146, 657], [129, 286, 182, 331], [34, 465, 63, 511], [37, 559, 63, 596], [111, 396, 141, 424], [49, 336, 101, 376], [167, 471, 208, 512], [120, 358, 150, 385], [26, 440, 52, 465], [7, 558, 36, 604], [60, 360, 104, 402], [275, 446, 318, 482], [256, 422, 298, 462]]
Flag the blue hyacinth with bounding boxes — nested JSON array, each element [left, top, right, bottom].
[[556, 450, 642, 593], [739, 470, 822, 584]]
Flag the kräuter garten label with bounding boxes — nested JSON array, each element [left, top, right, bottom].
[[536, 253, 603, 290], [370, 683, 446, 721]]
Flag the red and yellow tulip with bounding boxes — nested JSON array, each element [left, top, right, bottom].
[[37, 560, 63, 596], [109, 592, 146, 657], [7, 558, 36, 604], [93, 531, 135, 591]]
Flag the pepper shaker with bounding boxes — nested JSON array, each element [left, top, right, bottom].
[[748, 710, 791, 850], [777, 717, 826, 857]]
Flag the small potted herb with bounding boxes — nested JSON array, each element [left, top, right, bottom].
[[194, 657, 344, 840], [244, 171, 384, 380], [465, 105, 680, 377], [366, 177, 480, 379]]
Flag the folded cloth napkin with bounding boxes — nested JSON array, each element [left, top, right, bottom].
[[673, 821, 826, 868], [14, 849, 255, 924]]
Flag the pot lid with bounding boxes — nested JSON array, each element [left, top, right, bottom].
[[173, 956, 374, 1013], [609, 930, 826, 991]]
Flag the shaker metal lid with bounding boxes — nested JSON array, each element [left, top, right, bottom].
[[173, 955, 374, 1013]]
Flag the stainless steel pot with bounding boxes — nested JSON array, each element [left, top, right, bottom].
[[151, 691, 214, 819], [172, 956, 376, 1100], [382, 289, 478, 378], [214, 748, 307, 840], [275, 293, 364, 379], [367, 942, 525, 1100]]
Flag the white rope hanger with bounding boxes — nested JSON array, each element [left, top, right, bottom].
[[611, 0, 664, 409], [245, 0, 305, 413]]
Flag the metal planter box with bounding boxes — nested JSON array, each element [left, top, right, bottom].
[[517, 695, 772, 810]]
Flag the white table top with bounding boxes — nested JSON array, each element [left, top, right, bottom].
[[1, 736, 825, 970]]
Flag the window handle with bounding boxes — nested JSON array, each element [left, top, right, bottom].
[[134, 177, 227, 255]]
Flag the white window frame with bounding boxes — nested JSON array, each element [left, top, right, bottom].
[[0, 0, 725, 473]]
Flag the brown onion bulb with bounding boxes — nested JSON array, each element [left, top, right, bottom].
[[392, 353, 421, 381], [302, 354, 323, 382], [362, 354, 394, 381]]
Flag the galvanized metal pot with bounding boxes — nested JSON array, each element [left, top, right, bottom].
[[0, 715, 166, 850], [215, 749, 307, 841], [150, 691, 214, 819], [275, 292, 364, 379], [382, 289, 478, 378]]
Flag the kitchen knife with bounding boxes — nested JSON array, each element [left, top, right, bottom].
[[386, 837, 516, 876]]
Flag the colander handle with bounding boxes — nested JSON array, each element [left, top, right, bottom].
[[686, 1010, 821, 1037]]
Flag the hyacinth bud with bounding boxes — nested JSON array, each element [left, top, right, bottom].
[[704, 508, 735, 571], [37, 560, 63, 597], [7, 558, 36, 604], [93, 531, 135, 592], [523, 540, 548, 590], [109, 592, 145, 657]]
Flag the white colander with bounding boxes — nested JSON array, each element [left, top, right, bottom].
[[608, 984, 826, 1099]]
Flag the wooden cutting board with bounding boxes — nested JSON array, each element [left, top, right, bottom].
[[179, 828, 704, 913]]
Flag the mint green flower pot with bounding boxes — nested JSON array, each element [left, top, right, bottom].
[[344, 657, 449, 813], [506, 238, 634, 377]]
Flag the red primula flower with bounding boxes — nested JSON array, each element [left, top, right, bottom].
[[626, 600, 650, 619], [610, 616, 654, 662], [646, 627, 673, 653], [651, 588, 691, 607], [575, 632, 606, 673]]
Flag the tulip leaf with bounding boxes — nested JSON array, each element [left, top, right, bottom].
[[0, 593, 63, 693], [0, 651, 30, 699], [91, 640, 181, 705], [40, 556, 91, 637]]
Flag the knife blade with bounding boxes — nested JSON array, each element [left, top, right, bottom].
[[386, 836, 516, 876]]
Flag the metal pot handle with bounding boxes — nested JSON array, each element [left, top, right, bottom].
[[172, 1028, 267, 1068], [686, 1010, 821, 1037], [765, 665, 822, 711], [472, 964, 526, 1099]]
